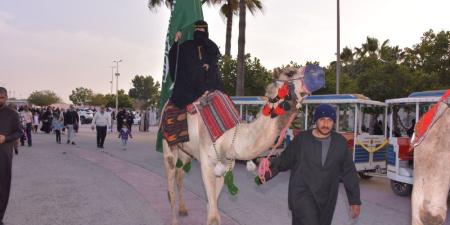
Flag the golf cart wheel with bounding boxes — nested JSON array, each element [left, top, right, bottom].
[[358, 172, 373, 179], [390, 180, 412, 196]]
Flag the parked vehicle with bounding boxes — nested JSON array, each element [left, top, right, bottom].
[[385, 90, 445, 196], [78, 109, 94, 124], [132, 111, 141, 125]]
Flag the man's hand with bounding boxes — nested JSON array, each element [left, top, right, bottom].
[[91, 126, 95, 131], [350, 204, 361, 219], [202, 91, 209, 97], [203, 64, 209, 71], [0, 135, 6, 144], [175, 31, 182, 42]]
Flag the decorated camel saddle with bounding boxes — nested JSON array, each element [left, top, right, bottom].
[[412, 89, 450, 148], [161, 91, 240, 146], [188, 91, 241, 142]]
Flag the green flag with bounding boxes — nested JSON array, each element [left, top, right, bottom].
[[156, 0, 204, 152]]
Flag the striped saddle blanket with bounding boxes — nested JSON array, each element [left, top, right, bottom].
[[190, 91, 241, 142]]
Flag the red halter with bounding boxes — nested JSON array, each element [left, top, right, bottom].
[[262, 83, 290, 117]]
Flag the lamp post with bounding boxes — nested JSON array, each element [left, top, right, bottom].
[[113, 60, 122, 115], [109, 66, 115, 95], [336, 0, 341, 94]]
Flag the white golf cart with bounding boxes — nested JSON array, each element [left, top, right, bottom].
[[385, 90, 446, 196], [301, 94, 388, 179]]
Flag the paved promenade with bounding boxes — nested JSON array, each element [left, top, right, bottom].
[[3, 125, 449, 225]]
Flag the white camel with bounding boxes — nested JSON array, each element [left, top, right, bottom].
[[411, 99, 450, 225], [162, 67, 309, 225]]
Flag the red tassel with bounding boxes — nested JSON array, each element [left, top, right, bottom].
[[277, 83, 289, 99], [274, 105, 285, 115], [262, 104, 272, 116]]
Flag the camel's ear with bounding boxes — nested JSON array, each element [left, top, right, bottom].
[[272, 67, 281, 79]]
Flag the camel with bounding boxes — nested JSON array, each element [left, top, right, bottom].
[[411, 99, 450, 225], [162, 67, 311, 225]]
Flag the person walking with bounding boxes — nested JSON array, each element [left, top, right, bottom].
[[32, 111, 40, 133], [19, 105, 33, 147], [91, 106, 111, 149], [118, 124, 132, 150], [261, 104, 361, 225], [40, 107, 53, 133], [0, 87, 22, 225], [64, 105, 79, 145], [126, 110, 134, 132], [116, 108, 126, 132], [52, 109, 64, 144]]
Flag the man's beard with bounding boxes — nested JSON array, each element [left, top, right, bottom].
[[317, 126, 332, 136]]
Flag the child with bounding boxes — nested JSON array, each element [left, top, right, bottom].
[[118, 124, 133, 150]]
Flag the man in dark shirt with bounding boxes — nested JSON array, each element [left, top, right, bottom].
[[168, 20, 224, 109], [266, 104, 361, 225], [63, 105, 79, 145], [0, 87, 22, 225], [116, 108, 126, 132]]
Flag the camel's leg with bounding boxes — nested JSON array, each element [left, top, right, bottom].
[[412, 135, 450, 225], [412, 162, 449, 225], [200, 159, 221, 225], [176, 151, 191, 216], [215, 176, 224, 200], [163, 140, 179, 225]]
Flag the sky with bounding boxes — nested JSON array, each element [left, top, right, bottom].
[[1, 0, 449, 103]]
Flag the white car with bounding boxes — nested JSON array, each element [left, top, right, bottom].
[[132, 111, 141, 125], [78, 109, 94, 124]]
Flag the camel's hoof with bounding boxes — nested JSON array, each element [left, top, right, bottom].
[[179, 208, 188, 216]]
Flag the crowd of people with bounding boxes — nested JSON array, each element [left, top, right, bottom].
[[0, 101, 163, 158], [0, 85, 162, 225]]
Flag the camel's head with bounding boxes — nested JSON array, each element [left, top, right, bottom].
[[266, 66, 322, 112]]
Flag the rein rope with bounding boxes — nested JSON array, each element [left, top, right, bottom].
[[257, 79, 308, 184], [258, 112, 298, 184]]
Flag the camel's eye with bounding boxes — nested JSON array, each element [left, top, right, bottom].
[[286, 70, 296, 77]]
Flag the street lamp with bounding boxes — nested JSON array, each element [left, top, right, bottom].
[[336, 0, 341, 94], [113, 60, 122, 115], [109, 66, 116, 95]]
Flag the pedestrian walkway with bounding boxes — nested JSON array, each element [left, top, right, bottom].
[[5, 126, 450, 225], [5, 130, 238, 225]]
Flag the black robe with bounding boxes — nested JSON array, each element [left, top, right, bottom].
[[0, 106, 21, 221], [116, 110, 126, 132], [168, 38, 224, 109], [269, 130, 361, 225], [40, 110, 53, 133]]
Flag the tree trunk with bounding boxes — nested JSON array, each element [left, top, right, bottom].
[[236, 0, 246, 96], [224, 0, 233, 56]]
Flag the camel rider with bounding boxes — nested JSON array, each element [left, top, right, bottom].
[[168, 20, 225, 109]]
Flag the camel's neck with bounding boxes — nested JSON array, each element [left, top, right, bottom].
[[232, 110, 292, 160]]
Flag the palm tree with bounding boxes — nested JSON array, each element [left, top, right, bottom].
[[211, 0, 262, 56], [340, 47, 353, 66], [235, 0, 263, 95], [236, 0, 247, 96]]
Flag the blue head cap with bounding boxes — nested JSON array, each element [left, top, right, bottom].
[[313, 104, 336, 123]]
